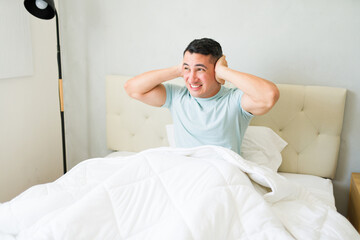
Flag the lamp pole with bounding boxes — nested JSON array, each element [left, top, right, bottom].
[[55, 11, 67, 174], [24, 0, 67, 173]]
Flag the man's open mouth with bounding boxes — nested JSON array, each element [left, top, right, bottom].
[[190, 84, 202, 89]]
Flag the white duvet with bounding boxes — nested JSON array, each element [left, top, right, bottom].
[[0, 146, 358, 240]]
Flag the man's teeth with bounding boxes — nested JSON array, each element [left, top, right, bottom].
[[191, 84, 201, 88]]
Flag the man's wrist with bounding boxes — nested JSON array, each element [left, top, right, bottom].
[[170, 65, 183, 78], [215, 65, 228, 81]]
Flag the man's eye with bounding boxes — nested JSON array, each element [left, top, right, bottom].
[[197, 68, 205, 72]]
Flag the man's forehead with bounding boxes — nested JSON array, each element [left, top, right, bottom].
[[183, 52, 213, 66]]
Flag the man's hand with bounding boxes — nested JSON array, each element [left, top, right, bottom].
[[215, 55, 228, 85], [177, 61, 184, 78]]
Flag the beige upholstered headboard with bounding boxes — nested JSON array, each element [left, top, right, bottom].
[[106, 75, 346, 179]]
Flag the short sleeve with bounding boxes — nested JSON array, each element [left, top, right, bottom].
[[162, 84, 173, 109], [162, 84, 184, 109], [235, 89, 253, 120]]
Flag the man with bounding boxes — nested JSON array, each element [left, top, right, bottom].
[[124, 38, 279, 154]]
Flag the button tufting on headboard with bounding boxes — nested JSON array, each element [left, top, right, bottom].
[[106, 75, 173, 152], [250, 84, 346, 178]]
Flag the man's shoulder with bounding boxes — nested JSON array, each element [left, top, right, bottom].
[[219, 86, 243, 98], [164, 83, 188, 95]]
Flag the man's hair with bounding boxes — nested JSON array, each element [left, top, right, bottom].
[[183, 38, 223, 63]]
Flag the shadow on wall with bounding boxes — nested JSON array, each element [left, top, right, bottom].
[[333, 89, 356, 216]]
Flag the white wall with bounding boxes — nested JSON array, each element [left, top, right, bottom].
[[0, 4, 62, 201], [61, 0, 360, 216]]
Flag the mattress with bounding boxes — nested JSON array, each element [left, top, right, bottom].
[[106, 151, 336, 209]]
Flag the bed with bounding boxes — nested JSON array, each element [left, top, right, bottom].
[[0, 75, 358, 239]]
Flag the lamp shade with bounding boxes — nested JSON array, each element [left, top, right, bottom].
[[24, 0, 56, 20]]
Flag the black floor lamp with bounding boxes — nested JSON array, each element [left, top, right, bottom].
[[24, 0, 67, 174]]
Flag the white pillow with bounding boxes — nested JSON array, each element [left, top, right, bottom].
[[241, 126, 287, 172], [165, 124, 176, 148], [165, 124, 287, 172]]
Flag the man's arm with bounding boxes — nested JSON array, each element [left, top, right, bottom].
[[215, 56, 279, 115], [124, 65, 182, 107]]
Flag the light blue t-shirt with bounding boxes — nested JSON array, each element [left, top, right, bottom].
[[162, 84, 253, 154]]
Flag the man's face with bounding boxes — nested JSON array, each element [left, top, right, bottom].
[[182, 51, 221, 98]]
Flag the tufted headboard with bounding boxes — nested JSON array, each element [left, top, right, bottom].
[[106, 75, 347, 179]]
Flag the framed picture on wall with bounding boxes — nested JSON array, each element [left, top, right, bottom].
[[0, 0, 33, 79]]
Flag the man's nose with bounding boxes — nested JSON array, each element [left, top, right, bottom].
[[188, 70, 196, 82]]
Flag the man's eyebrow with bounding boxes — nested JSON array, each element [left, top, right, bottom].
[[195, 64, 207, 69], [182, 63, 208, 69]]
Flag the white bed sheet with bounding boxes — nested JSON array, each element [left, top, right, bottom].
[[106, 151, 336, 209], [279, 172, 335, 209]]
